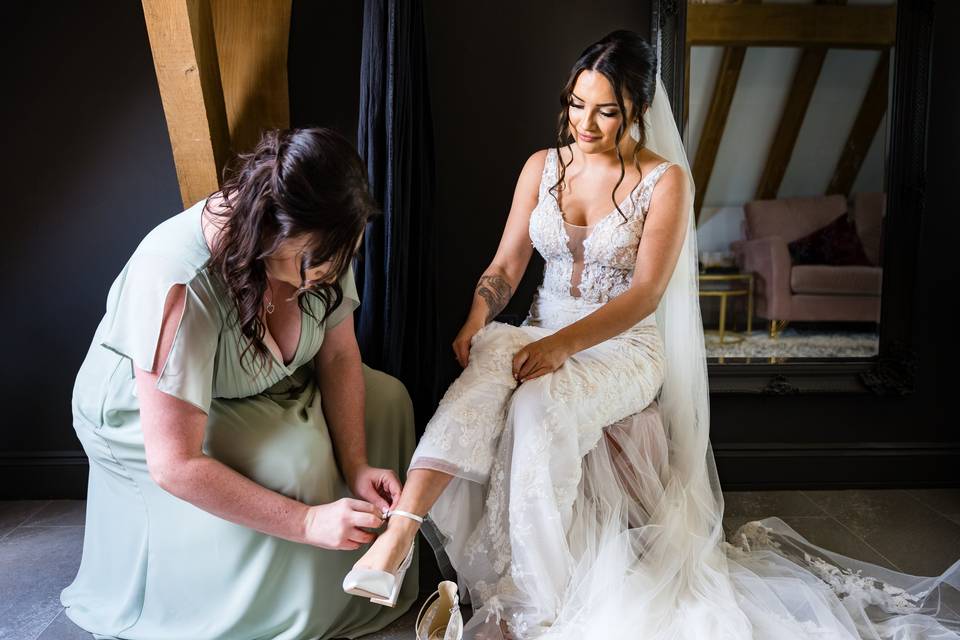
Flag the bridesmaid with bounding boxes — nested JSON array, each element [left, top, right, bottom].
[[62, 127, 419, 639]]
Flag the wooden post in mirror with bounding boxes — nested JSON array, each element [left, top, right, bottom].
[[652, 0, 932, 394]]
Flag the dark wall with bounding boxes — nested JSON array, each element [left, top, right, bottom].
[[913, 0, 959, 437], [288, 0, 363, 139], [0, 4, 181, 467]]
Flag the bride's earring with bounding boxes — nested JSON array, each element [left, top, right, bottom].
[[629, 120, 641, 142]]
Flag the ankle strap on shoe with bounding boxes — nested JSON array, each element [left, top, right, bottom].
[[385, 509, 424, 523]]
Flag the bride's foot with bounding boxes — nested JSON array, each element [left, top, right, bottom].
[[351, 511, 420, 574], [342, 509, 423, 607]]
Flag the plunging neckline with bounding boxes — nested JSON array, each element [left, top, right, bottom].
[[550, 151, 671, 263], [553, 149, 670, 231], [557, 181, 643, 230], [195, 199, 306, 374], [261, 299, 306, 370]]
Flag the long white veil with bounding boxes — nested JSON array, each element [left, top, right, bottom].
[[645, 70, 720, 538], [531, 56, 960, 640]]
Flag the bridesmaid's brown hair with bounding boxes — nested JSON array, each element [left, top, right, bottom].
[[204, 127, 380, 375]]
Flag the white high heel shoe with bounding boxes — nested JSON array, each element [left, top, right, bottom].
[[341, 509, 423, 607]]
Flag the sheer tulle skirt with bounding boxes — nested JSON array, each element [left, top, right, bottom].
[[409, 289, 960, 639]]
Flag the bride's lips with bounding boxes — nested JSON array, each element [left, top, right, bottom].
[[578, 132, 600, 142]]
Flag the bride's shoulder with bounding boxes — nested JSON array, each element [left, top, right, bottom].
[[523, 147, 552, 172], [637, 148, 683, 185], [515, 148, 553, 190], [638, 147, 670, 169], [505, 148, 555, 207], [646, 160, 690, 213]]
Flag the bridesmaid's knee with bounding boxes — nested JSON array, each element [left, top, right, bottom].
[[215, 419, 338, 505]]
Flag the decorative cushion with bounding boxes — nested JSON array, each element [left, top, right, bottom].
[[787, 214, 872, 266]]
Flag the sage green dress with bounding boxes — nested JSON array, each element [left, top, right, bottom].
[[62, 199, 419, 639]]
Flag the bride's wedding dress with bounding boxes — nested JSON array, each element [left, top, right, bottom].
[[407, 77, 960, 639]]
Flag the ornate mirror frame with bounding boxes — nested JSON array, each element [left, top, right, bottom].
[[651, 0, 934, 395]]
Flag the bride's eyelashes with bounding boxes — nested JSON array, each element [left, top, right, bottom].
[[570, 103, 619, 118], [568, 98, 620, 118]]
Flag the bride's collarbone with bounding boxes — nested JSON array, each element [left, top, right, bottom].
[[556, 157, 667, 225], [557, 174, 643, 225]]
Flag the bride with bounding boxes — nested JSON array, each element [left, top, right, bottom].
[[343, 30, 960, 639]]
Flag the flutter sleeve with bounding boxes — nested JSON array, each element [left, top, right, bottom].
[[99, 252, 222, 413], [322, 262, 361, 330]]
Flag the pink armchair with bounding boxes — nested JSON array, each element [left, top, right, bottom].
[[730, 193, 884, 337]]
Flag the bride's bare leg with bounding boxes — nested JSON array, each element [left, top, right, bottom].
[[351, 468, 452, 572]]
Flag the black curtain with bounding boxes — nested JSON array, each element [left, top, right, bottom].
[[356, 0, 440, 432]]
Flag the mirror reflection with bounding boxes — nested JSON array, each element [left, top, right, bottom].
[[684, 0, 895, 361]]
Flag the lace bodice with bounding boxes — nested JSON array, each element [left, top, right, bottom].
[[528, 147, 673, 303]]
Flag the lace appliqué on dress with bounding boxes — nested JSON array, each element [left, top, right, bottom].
[[414, 323, 528, 480], [528, 147, 673, 303], [728, 520, 929, 614]]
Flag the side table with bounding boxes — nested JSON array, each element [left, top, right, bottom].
[[697, 272, 754, 344]]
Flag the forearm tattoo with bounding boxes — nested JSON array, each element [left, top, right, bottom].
[[476, 275, 513, 324]]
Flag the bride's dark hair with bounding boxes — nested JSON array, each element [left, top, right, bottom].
[[205, 127, 380, 375], [551, 30, 658, 223]]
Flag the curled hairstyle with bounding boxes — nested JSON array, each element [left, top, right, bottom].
[[204, 127, 380, 375], [552, 30, 658, 223]]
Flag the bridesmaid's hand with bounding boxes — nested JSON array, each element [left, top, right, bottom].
[[452, 319, 486, 368], [512, 335, 572, 382], [347, 463, 402, 514], [302, 498, 384, 550]]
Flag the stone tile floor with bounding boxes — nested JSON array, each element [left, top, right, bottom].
[[2, 489, 959, 639]]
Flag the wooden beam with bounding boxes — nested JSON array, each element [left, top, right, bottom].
[[754, 48, 827, 200], [754, 48, 829, 199], [692, 46, 746, 222], [689, 0, 759, 222], [142, 0, 231, 207], [755, 0, 846, 200], [687, 4, 896, 49], [210, 0, 292, 155], [828, 49, 890, 197]]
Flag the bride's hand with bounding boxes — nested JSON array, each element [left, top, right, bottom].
[[512, 336, 571, 382], [452, 319, 486, 368]]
